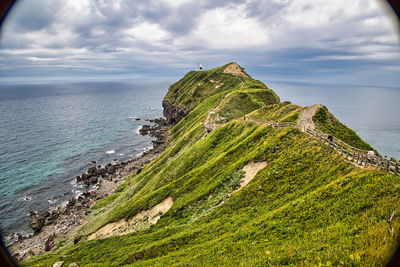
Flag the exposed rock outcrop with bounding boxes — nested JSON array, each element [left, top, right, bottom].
[[162, 99, 191, 125], [222, 62, 249, 77]]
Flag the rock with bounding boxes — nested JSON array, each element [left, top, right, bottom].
[[84, 180, 89, 186], [44, 217, 54, 226], [88, 166, 96, 175], [17, 233, 23, 241], [69, 263, 79, 267], [90, 177, 98, 184], [53, 261, 64, 267], [90, 160, 96, 164], [29, 211, 46, 233], [50, 210, 60, 219], [74, 235, 82, 244], [45, 233, 56, 251], [81, 173, 88, 180], [139, 125, 151, 135], [76, 175, 81, 182], [162, 99, 190, 125], [41, 211, 51, 218], [67, 197, 76, 207], [27, 249, 35, 256]]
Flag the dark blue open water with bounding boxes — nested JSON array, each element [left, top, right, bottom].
[[0, 79, 399, 242], [0, 81, 169, 239]]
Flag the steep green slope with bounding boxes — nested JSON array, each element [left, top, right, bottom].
[[313, 105, 373, 151], [25, 64, 400, 266]]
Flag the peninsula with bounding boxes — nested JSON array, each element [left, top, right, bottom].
[[21, 63, 400, 266]]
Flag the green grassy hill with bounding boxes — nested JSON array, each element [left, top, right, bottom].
[[26, 63, 400, 266]]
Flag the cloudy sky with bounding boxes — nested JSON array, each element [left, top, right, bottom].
[[0, 0, 399, 86]]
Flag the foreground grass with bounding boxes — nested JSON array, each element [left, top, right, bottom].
[[26, 123, 400, 266]]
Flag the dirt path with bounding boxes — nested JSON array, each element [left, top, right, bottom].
[[297, 104, 322, 132], [204, 92, 232, 135]]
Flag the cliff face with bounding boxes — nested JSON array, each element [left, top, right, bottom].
[[162, 99, 191, 125]]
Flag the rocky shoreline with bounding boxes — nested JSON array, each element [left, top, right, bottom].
[[7, 118, 169, 262]]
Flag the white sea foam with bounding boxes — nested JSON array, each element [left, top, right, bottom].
[[18, 196, 32, 202], [135, 126, 142, 134], [105, 150, 115, 154], [47, 198, 58, 205], [118, 153, 124, 156]]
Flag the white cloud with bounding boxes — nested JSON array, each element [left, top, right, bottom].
[[175, 4, 270, 49], [124, 22, 171, 44]]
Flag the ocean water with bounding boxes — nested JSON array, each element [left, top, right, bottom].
[[0, 81, 169, 238], [268, 81, 400, 159]]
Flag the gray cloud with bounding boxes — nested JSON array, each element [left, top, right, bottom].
[[0, 0, 398, 87]]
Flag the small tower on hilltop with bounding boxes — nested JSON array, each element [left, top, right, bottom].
[[198, 59, 203, 70]]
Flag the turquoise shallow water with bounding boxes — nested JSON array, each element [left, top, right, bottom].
[[0, 81, 169, 238]]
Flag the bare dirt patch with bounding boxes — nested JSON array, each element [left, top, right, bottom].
[[88, 196, 173, 240], [222, 63, 249, 77], [237, 161, 267, 190]]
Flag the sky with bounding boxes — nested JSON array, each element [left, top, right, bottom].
[[0, 0, 399, 87]]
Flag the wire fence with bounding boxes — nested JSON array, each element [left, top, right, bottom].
[[244, 116, 399, 176]]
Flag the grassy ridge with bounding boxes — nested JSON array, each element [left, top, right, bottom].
[[25, 65, 400, 266], [313, 106, 373, 151]]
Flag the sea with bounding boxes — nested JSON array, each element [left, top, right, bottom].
[[0, 79, 399, 243], [0, 81, 169, 242]]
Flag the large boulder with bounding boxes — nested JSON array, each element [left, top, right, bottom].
[[29, 211, 48, 233], [139, 125, 151, 135]]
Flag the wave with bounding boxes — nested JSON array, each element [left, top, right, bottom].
[[47, 198, 58, 205], [18, 196, 32, 202], [105, 150, 115, 154]]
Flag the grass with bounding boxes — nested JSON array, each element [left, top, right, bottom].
[[249, 101, 303, 123], [24, 64, 400, 266], [313, 105, 373, 151]]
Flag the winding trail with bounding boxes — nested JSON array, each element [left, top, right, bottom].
[[296, 104, 322, 132], [203, 92, 232, 135]]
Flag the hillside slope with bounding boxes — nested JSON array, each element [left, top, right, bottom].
[[26, 63, 400, 266]]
